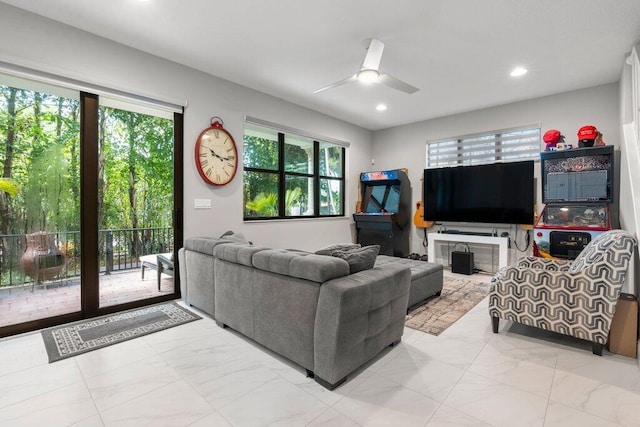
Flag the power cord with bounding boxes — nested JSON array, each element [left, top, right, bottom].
[[511, 227, 531, 252]]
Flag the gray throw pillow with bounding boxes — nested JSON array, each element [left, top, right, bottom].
[[220, 231, 252, 245], [315, 242, 361, 256], [330, 245, 380, 274]]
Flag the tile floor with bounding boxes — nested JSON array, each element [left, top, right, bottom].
[[0, 273, 639, 426]]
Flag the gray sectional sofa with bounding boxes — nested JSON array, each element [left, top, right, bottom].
[[179, 237, 443, 389]]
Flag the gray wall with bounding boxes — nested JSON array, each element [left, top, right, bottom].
[[0, 3, 372, 251]]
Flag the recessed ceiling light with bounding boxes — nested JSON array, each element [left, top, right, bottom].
[[376, 104, 387, 111], [510, 67, 528, 77]]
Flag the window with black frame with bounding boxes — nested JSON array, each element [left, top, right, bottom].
[[243, 121, 345, 219]]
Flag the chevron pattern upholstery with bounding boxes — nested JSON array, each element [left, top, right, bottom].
[[489, 229, 637, 355]]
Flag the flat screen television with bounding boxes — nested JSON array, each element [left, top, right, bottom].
[[423, 161, 535, 224]]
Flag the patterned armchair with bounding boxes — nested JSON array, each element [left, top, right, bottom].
[[489, 229, 637, 355]]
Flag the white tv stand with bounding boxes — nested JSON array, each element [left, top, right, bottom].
[[427, 233, 509, 270]]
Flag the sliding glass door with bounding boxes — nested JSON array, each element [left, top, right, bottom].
[[97, 99, 176, 308], [0, 74, 182, 337], [0, 74, 81, 329]]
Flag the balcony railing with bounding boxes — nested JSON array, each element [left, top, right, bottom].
[[0, 227, 173, 288]]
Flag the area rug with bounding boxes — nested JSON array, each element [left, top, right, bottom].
[[406, 276, 490, 336], [42, 301, 201, 362]]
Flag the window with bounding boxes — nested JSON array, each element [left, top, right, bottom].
[[426, 126, 540, 167], [243, 120, 345, 219]]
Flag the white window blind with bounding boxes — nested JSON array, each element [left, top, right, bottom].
[[426, 126, 540, 167]]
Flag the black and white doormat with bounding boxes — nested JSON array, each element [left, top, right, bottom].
[[42, 301, 201, 362]]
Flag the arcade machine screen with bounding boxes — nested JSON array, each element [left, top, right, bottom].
[[364, 184, 401, 213]]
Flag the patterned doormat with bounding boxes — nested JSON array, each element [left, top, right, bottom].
[[42, 301, 201, 362], [406, 276, 490, 336]]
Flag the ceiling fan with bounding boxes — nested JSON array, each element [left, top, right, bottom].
[[313, 38, 419, 95]]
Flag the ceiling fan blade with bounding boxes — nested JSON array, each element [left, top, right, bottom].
[[378, 73, 420, 94], [361, 39, 385, 71], [313, 75, 357, 94]]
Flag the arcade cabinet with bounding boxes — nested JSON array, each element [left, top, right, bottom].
[[534, 146, 618, 260], [353, 169, 411, 257]]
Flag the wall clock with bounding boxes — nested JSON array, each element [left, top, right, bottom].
[[195, 117, 238, 186]]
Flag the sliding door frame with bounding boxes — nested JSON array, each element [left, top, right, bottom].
[[0, 93, 184, 336]]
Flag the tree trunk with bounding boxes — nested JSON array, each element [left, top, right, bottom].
[[0, 87, 18, 237], [126, 116, 140, 256]]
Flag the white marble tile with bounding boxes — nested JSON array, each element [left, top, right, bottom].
[[550, 369, 640, 426], [70, 414, 105, 427], [442, 314, 496, 345], [99, 379, 213, 426], [0, 358, 83, 409], [426, 404, 492, 426], [188, 410, 233, 427], [84, 354, 181, 412], [217, 377, 328, 426], [484, 333, 561, 368], [0, 332, 49, 377], [467, 341, 555, 397], [544, 401, 621, 427], [0, 381, 97, 427], [283, 368, 374, 407], [401, 326, 427, 345], [372, 345, 466, 402], [443, 372, 547, 427], [555, 347, 640, 392], [74, 336, 158, 379], [186, 358, 278, 408], [308, 408, 360, 426], [409, 333, 487, 370], [157, 332, 249, 377], [332, 372, 439, 426], [142, 317, 222, 354]]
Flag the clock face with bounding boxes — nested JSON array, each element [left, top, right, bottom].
[[195, 125, 238, 186]]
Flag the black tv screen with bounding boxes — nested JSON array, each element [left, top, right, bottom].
[[423, 161, 534, 224]]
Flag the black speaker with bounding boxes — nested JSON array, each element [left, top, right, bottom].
[[451, 251, 474, 275]]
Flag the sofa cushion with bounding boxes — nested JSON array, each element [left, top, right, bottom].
[[315, 243, 361, 256], [213, 243, 267, 267], [252, 249, 350, 283], [331, 245, 380, 274], [184, 237, 233, 255]]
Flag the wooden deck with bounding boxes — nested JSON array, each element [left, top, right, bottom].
[[0, 269, 174, 328]]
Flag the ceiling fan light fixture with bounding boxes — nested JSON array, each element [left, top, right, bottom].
[[357, 69, 380, 84]]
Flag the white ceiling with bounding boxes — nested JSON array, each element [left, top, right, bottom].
[[3, 0, 640, 131]]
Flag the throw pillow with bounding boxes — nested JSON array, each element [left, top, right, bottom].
[[220, 231, 252, 245], [330, 245, 380, 274], [315, 242, 361, 256]]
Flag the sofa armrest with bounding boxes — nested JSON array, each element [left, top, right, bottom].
[[517, 256, 572, 271], [313, 263, 410, 387]]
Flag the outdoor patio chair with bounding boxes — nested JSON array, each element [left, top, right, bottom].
[[140, 252, 174, 291]]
